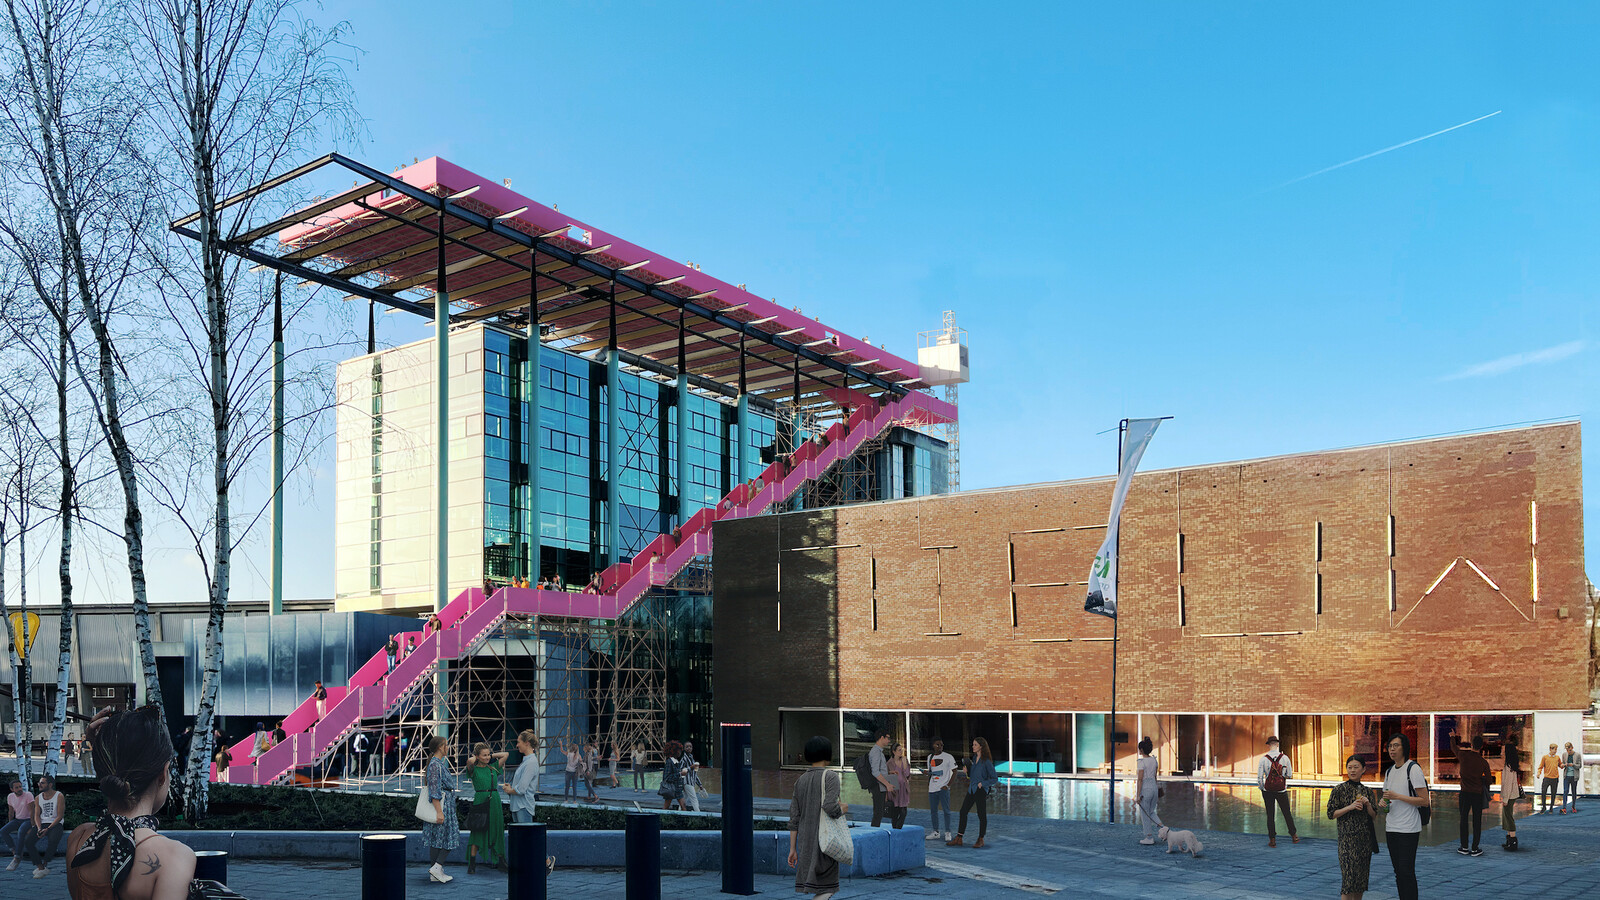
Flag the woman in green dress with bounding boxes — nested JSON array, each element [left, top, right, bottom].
[[466, 741, 509, 873], [1327, 754, 1378, 900]]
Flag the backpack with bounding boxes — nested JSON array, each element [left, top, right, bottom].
[[854, 752, 876, 790], [1264, 753, 1288, 793]]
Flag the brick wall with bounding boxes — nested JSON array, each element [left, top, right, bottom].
[[714, 423, 1586, 728]]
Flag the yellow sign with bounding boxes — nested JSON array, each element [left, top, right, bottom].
[[7, 612, 40, 660]]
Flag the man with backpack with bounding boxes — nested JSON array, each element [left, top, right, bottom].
[[1257, 735, 1298, 847], [855, 732, 894, 828]]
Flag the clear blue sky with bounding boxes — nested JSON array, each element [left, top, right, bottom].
[[107, 3, 1600, 603]]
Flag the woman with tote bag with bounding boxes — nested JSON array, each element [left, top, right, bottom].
[[788, 735, 850, 900], [420, 736, 461, 883]]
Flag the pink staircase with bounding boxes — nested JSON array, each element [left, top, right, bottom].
[[214, 391, 942, 786]]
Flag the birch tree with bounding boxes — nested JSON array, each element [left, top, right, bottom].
[[0, 377, 50, 786], [131, 0, 357, 818], [0, 0, 169, 731]]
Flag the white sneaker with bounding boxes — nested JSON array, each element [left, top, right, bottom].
[[944, 831, 953, 841], [428, 863, 453, 883], [33, 867, 49, 878], [925, 830, 942, 840], [5, 858, 18, 871], [1139, 838, 1156, 845]]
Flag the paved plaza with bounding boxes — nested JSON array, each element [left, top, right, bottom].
[[10, 803, 1600, 898]]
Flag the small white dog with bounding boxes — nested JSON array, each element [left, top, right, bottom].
[[1157, 825, 1203, 857]]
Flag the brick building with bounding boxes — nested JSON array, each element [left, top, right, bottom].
[[713, 422, 1587, 786]]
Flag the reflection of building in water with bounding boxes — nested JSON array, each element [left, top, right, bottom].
[[716, 422, 1586, 788]]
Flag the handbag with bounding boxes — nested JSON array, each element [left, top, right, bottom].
[[415, 783, 440, 823], [465, 798, 490, 831], [817, 770, 853, 864], [1406, 760, 1431, 826]]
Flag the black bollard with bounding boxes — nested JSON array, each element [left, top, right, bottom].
[[507, 822, 548, 900], [192, 850, 228, 885], [720, 724, 754, 895], [361, 833, 407, 900], [624, 812, 661, 900]]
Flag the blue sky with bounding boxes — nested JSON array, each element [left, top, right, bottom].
[[95, 3, 1600, 602]]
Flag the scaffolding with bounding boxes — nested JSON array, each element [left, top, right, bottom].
[[917, 310, 967, 492], [310, 610, 666, 786]]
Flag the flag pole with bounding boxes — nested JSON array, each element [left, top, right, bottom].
[[1108, 418, 1126, 824]]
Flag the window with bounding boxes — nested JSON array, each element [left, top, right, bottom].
[[1315, 572, 1323, 615], [1178, 585, 1187, 626]]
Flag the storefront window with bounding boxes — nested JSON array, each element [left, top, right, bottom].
[[1340, 715, 1431, 779], [1012, 713, 1072, 775], [1207, 714, 1275, 778], [1279, 714, 1346, 780], [910, 712, 1008, 767], [1145, 714, 1206, 777], [779, 709, 840, 767], [1433, 714, 1530, 784], [842, 711, 904, 767]]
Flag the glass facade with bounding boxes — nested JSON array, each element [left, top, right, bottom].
[[336, 323, 946, 611]]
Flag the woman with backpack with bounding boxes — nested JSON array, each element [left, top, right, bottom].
[[659, 740, 685, 810], [1499, 732, 1524, 851], [1380, 733, 1429, 900]]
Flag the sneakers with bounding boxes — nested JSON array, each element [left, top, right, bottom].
[[925, 831, 942, 841], [1469, 848, 1484, 857], [33, 867, 48, 879], [944, 831, 953, 841], [1457, 846, 1471, 855], [5, 858, 18, 872], [428, 863, 453, 883], [1139, 838, 1156, 845]]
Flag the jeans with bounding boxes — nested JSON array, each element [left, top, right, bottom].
[[0, 818, 24, 856], [928, 788, 951, 833], [1386, 830, 1419, 900], [564, 770, 578, 800], [683, 782, 700, 812], [1540, 776, 1559, 810], [22, 822, 63, 868], [958, 788, 989, 838], [633, 768, 645, 790], [1458, 791, 1484, 849], [1261, 789, 1296, 838], [512, 808, 535, 824], [1138, 786, 1163, 838], [1562, 774, 1579, 811]]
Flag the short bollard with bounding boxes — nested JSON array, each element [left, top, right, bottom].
[[507, 822, 547, 900], [193, 850, 228, 884], [361, 833, 408, 900], [625, 812, 661, 900]]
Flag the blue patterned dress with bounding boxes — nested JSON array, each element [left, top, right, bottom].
[[423, 756, 461, 850]]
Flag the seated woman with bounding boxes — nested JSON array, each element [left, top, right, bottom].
[[67, 705, 245, 900]]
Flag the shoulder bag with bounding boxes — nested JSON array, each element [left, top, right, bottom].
[[416, 762, 442, 823], [817, 770, 854, 864], [1406, 760, 1431, 826]]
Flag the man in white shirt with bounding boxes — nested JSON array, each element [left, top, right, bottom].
[[926, 740, 957, 841], [1257, 735, 1299, 847]]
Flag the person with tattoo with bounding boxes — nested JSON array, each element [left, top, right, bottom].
[[65, 705, 246, 899]]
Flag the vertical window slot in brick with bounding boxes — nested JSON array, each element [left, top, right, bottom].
[[1178, 585, 1187, 627], [1176, 532, 1185, 574]]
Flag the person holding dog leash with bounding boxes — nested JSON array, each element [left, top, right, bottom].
[[1135, 736, 1164, 845]]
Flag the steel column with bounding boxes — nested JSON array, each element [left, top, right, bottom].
[[606, 279, 622, 568], [675, 311, 691, 524], [270, 273, 285, 615], [526, 275, 542, 583], [434, 208, 451, 737]]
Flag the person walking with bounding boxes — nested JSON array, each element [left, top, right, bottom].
[[312, 681, 328, 721], [563, 742, 582, 801], [1328, 754, 1378, 900], [64, 705, 239, 900], [1381, 733, 1428, 900], [271, 721, 288, 747], [21, 774, 64, 878], [384, 634, 400, 675], [659, 741, 685, 810], [681, 741, 702, 812], [1500, 732, 1524, 851], [583, 740, 601, 803], [1561, 741, 1581, 813], [421, 735, 460, 883], [2, 779, 33, 871], [865, 732, 892, 828], [1451, 731, 1490, 855], [887, 742, 912, 829], [632, 742, 647, 792], [926, 740, 955, 841], [608, 744, 620, 789], [1258, 735, 1299, 847], [1135, 736, 1164, 845], [788, 735, 849, 900], [504, 730, 541, 824], [351, 730, 370, 780], [465, 742, 508, 873], [251, 721, 271, 761], [1539, 743, 1561, 813], [947, 737, 998, 848]]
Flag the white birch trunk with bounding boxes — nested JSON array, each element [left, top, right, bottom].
[[45, 316, 74, 781], [0, 518, 27, 789]]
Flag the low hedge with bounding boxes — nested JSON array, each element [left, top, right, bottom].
[[49, 778, 786, 832]]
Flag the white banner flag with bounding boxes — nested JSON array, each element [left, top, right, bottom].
[[1084, 418, 1162, 618]]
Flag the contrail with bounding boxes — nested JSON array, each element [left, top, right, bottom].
[[1273, 110, 1502, 190]]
